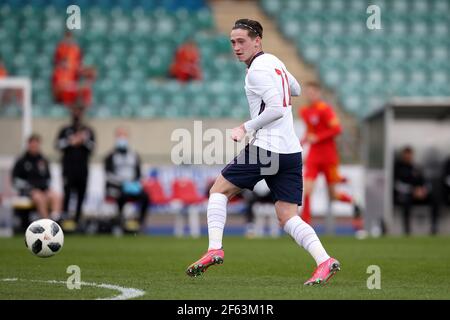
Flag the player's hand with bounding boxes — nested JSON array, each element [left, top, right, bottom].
[[413, 187, 427, 199], [306, 134, 318, 144], [231, 124, 246, 142], [69, 135, 80, 146], [79, 130, 89, 142]]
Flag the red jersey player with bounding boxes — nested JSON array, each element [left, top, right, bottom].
[[299, 82, 358, 224]]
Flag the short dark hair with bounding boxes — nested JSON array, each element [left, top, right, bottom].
[[232, 19, 263, 39], [402, 146, 414, 154], [28, 133, 41, 143]]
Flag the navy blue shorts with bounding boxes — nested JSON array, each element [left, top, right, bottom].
[[221, 144, 303, 205]]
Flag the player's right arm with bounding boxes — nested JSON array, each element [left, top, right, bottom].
[[55, 127, 70, 151], [11, 157, 31, 194], [104, 153, 122, 187]]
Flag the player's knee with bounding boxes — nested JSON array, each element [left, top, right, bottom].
[[31, 190, 44, 202], [49, 191, 62, 202], [278, 214, 294, 228], [209, 178, 239, 199], [208, 187, 234, 200], [276, 210, 295, 227]]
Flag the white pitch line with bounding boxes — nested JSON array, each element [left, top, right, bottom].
[[1, 278, 145, 300]]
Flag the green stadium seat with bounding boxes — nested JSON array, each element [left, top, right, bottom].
[[135, 105, 159, 118], [34, 90, 52, 106], [194, 8, 214, 30], [32, 105, 47, 118], [260, 0, 282, 16], [103, 92, 122, 109], [147, 92, 167, 109], [169, 92, 188, 109], [124, 93, 144, 110]]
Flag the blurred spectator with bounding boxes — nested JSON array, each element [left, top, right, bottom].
[[0, 56, 8, 78], [299, 81, 361, 224], [393, 146, 439, 235], [54, 31, 82, 74], [52, 59, 78, 106], [12, 134, 62, 220], [55, 106, 95, 230], [52, 31, 96, 108], [0, 56, 9, 105], [443, 157, 450, 205], [169, 40, 202, 82], [241, 185, 273, 238], [104, 127, 150, 235]]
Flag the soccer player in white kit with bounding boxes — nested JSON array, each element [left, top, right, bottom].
[[186, 19, 340, 286]]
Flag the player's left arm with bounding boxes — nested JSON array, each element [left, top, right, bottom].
[[81, 127, 96, 153], [135, 153, 142, 182], [313, 106, 342, 143], [231, 69, 287, 142], [43, 157, 51, 190]]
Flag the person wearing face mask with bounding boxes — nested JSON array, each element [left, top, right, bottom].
[[104, 127, 150, 235], [55, 105, 96, 231]]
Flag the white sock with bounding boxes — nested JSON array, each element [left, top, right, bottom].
[[283, 216, 330, 266], [207, 193, 228, 250]]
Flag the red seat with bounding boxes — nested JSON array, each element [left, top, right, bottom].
[[143, 178, 172, 205], [171, 178, 206, 205]]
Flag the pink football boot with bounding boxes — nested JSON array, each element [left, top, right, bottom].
[[304, 258, 341, 286], [186, 249, 224, 277]]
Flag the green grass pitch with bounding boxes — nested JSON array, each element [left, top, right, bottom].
[[0, 235, 449, 299]]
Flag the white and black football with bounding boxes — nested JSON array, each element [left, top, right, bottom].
[[25, 219, 64, 258]]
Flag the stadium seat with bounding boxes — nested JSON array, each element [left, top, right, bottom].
[[263, 0, 450, 118]]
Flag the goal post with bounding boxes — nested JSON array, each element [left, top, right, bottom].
[[0, 77, 32, 149]]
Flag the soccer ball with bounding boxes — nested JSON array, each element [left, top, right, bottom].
[[25, 219, 64, 258]]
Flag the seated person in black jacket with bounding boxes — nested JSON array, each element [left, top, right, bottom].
[[443, 157, 450, 205], [104, 127, 150, 232], [12, 134, 62, 220], [394, 146, 439, 235]]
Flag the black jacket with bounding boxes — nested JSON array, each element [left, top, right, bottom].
[[12, 152, 51, 195], [394, 160, 426, 198], [104, 147, 142, 198], [444, 158, 450, 203], [55, 123, 95, 178]]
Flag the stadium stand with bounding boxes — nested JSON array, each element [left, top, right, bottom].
[[5, 0, 446, 120], [0, 0, 247, 119], [260, 0, 450, 118]]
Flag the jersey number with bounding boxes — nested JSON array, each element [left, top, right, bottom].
[[275, 68, 291, 107]]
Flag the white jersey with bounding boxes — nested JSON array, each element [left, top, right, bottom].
[[245, 53, 302, 154]]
